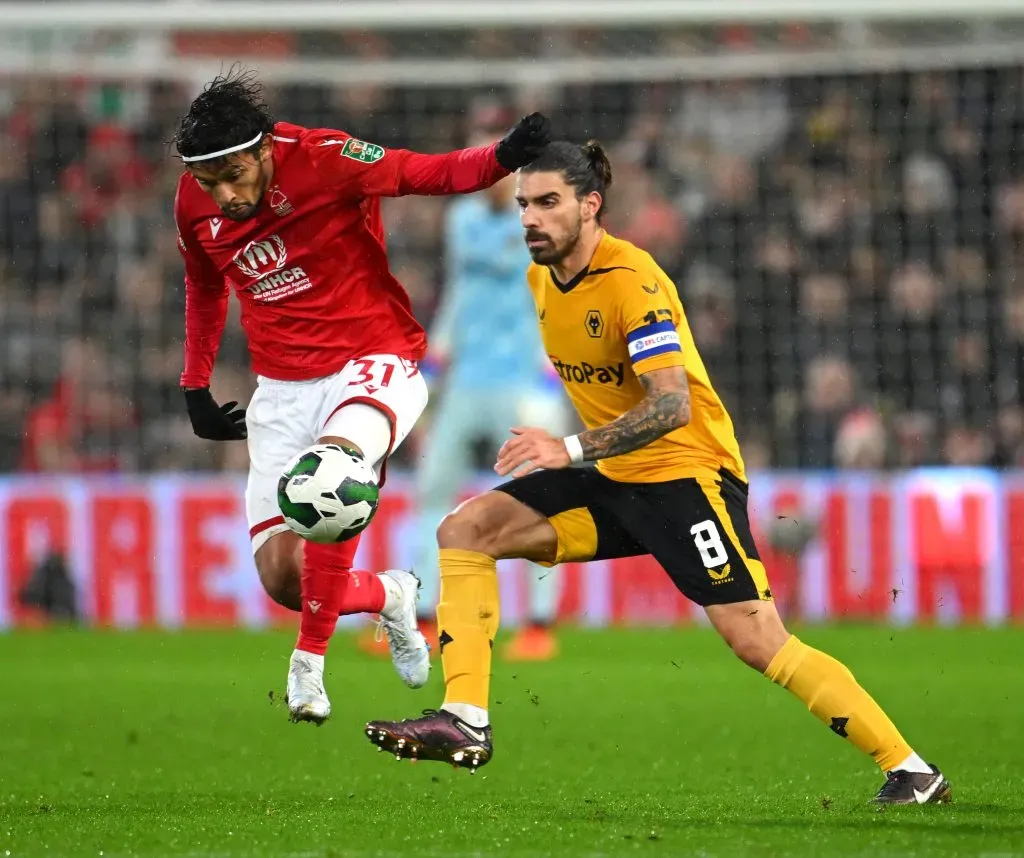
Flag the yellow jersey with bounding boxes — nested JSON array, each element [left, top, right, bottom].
[[526, 232, 746, 484]]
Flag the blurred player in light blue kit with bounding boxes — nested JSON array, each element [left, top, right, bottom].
[[417, 119, 569, 660]]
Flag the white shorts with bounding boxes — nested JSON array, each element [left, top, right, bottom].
[[245, 354, 428, 552]]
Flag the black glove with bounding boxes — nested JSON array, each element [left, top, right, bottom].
[[495, 112, 552, 171], [183, 387, 247, 441]]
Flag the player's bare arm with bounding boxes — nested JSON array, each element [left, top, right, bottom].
[[494, 366, 690, 477], [578, 365, 690, 461]]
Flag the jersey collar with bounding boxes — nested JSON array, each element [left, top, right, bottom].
[[549, 265, 591, 294], [548, 232, 612, 294]]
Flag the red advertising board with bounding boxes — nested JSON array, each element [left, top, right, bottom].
[[1, 470, 1022, 628]]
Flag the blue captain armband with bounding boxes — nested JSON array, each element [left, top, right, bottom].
[[626, 320, 681, 363]]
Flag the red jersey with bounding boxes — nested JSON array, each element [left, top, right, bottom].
[[175, 121, 509, 385]]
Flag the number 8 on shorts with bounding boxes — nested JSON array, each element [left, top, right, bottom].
[[690, 519, 729, 569]]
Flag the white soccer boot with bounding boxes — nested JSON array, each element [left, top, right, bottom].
[[379, 569, 431, 689], [286, 650, 331, 725]]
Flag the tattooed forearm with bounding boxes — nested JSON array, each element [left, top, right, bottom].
[[578, 368, 690, 461]]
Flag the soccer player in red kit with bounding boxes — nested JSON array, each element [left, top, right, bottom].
[[173, 71, 551, 724]]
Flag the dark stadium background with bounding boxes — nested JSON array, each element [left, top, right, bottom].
[[5, 27, 1024, 474], [0, 6, 1022, 857]]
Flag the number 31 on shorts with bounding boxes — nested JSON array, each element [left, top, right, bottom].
[[690, 519, 728, 568], [348, 356, 419, 392]]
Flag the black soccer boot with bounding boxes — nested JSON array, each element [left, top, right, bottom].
[[365, 709, 492, 773], [872, 764, 952, 805]]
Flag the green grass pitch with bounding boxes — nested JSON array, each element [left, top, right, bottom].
[[0, 625, 1021, 857]]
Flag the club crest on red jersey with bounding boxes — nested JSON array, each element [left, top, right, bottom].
[[269, 185, 294, 217], [341, 139, 385, 163], [234, 234, 287, 279]]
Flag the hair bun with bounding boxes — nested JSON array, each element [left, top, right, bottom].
[[583, 139, 613, 188]]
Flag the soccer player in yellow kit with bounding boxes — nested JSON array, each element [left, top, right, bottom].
[[364, 141, 950, 805]]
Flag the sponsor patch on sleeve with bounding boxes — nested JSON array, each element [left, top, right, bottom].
[[626, 320, 681, 362], [341, 139, 385, 163]]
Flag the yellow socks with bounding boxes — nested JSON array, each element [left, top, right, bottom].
[[435, 554, 914, 772], [765, 636, 913, 772], [436, 548, 500, 711]]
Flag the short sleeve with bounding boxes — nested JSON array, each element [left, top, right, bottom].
[[618, 274, 686, 375]]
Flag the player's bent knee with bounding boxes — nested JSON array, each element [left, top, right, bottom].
[[728, 635, 783, 673], [436, 499, 496, 553], [254, 533, 303, 611], [436, 491, 556, 562], [706, 600, 791, 673]]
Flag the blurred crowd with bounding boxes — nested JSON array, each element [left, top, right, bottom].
[[1, 58, 1024, 473]]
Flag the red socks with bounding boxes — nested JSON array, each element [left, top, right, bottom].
[[337, 569, 387, 615], [296, 536, 385, 656]]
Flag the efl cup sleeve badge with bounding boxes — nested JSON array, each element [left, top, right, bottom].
[[269, 186, 294, 217], [341, 139, 385, 164]]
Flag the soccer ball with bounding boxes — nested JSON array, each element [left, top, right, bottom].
[[277, 443, 379, 543]]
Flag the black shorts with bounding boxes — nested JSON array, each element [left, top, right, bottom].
[[495, 467, 772, 607]]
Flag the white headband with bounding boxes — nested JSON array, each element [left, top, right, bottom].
[[180, 131, 265, 163]]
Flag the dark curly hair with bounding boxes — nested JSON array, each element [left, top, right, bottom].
[[174, 66, 275, 164], [520, 139, 613, 221]]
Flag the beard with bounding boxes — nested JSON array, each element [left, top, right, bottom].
[[221, 202, 258, 221], [220, 164, 269, 221], [525, 219, 583, 265]]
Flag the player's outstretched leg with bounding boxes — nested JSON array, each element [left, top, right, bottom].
[[365, 490, 554, 769], [365, 546, 498, 770], [707, 601, 950, 804]]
